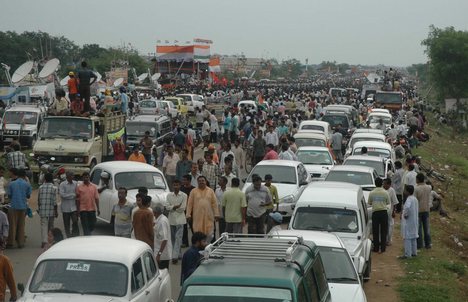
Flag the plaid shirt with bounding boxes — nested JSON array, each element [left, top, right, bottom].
[[38, 183, 57, 218], [202, 162, 219, 188], [7, 151, 27, 169]]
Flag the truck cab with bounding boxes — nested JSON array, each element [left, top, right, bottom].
[[31, 113, 125, 175]]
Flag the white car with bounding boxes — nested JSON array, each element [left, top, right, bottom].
[[242, 160, 311, 218], [158, 100, 178, 118], [296, 146, 334, 180], [176, 93, 205, 114], [343, 155, 395, 179], [366, 112, 392, 129], [238, 100, 258, 114], [19, 236, 173, 302], [90, 161, 169, 223], [293, 131, 329, 148], [344, 132, 386, 158], [297, 120, 332, 141], [289, 181, 372, 282], [138, 98, 161, 115], [275, 230, 367, 302], [370, 108, 390, 115], [352, 141, 396, 162]]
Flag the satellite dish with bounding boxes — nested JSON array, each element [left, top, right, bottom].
[[38, 58, 60, 78], [113, 77, 124, 87], [137, 73, 148, 82], [60, 76, 70, 86], [94, 71, 102, 82], [11, 61, 34, 83], [151, 73, 161, 81]]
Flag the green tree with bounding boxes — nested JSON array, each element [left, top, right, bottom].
[[422, 25, 468, 103]]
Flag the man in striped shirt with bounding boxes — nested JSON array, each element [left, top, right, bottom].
[[38, 173, 58, 248]]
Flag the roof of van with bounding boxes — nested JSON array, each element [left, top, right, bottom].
[[294, 132, 327, 139], [297, 181, 362, 206], [353, 141, 392, 150], [127, 115, 169, 123], [328, 165, 375, 173]]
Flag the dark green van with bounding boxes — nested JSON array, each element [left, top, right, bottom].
[[178, 234, 331, 302]]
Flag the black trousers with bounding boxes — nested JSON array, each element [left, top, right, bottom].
[[63, 211, 79, 237], [372, 210, 388, 252], [79, 86, 91, 112], [158, 260, 170, 270], [80, 211, 96, 236]]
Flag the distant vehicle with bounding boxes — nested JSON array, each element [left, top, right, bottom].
[[175, 94, 204, 114], [275, 230, 367, 302], [90, 161, 169, 223], [323, 105, 358, 126], [321, 112, 354, 136], [366, 112, 392, 129], [345, 132, 386, 157], [166, 96, 188, 115], [370, 108, 390, 115], [289, 181, 372, 282], [297, 120, 332, 141], [328, 87, 347, 98], [343, 155, 395, 179], [1, 104, 46, 148], [351, 141, 396, 162], [19, 236, 172, 302], [238, 100, 258, 114], [293, 132, 329, 148], [158, 100, 178, 118], [296, 146, 335, 180], [178, 234, 332, 302], [374, 91, 403, 111], [138, 98, 161, 115], [243, 160, 311, 218], [126, 115, 172, 154]]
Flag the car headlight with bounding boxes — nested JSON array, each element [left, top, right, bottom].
[[280, 194, 296, 204], [21, 130, 31, 135], [74, 157, 85, 163]]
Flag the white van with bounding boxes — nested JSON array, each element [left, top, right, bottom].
[[297, 120, 332, 141], [289, 181, 372, 281]]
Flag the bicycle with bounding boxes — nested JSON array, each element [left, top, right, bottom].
[[243, 145, 254, 174]]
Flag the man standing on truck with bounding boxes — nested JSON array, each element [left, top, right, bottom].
[[77, 61, 97, 114]]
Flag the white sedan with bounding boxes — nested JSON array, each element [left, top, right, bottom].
[[18, 236, 173, 302], [90, 161, 169, 223], [296, 146, 334, 180]]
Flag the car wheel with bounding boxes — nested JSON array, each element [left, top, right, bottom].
[[363, 254, 372, 282]]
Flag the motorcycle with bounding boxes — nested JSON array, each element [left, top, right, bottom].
[[30, 154, 66, 186]]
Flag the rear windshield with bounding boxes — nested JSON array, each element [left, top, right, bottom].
[[181, 285, 292, 302], [300, 125, 324, 132], [325, 170, 373, 186], [353, 147, 390, 158], [293, 207, 358, 233], [321, 115, 349, 128], [344, 159, 384, 176], [295, 138, 326, 148]]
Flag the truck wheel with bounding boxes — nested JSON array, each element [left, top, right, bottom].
[[89, 159, 97, 171]]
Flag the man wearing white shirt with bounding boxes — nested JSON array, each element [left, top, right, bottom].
[[153, 203, 172, 269], [403, 164, 417, 188], [166, 180, 187, 264], [265, 125, 279, 147]]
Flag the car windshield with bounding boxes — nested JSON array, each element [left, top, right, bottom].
[[375, 92, 402, 104], [353, 147, 391, 158], [295, 138, 326, 148], [349, 137, 383, 149], [300, 124, 324, 132], [39, 118, 92, 139], [115, 171, 166, 190], [344, 159, 385, 176], [3, 111, 38, 125], [247, 166, 297, 184], [181, 285, 292, 302], [297, 150, 332, 165], [29, 259, 127, 297], [126, 123, 157, 136], [325, 171, 373, 186], [319, 247, 359, 283], [368, 116, 392, 124], [293, 207, 359, 233], [322, 115, 349, 128], [140, 101, 156, 108]]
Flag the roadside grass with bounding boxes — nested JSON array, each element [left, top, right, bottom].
[[398, 116, 468, 302]]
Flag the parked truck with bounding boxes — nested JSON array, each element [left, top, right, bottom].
[[31, 113, 126, 176]]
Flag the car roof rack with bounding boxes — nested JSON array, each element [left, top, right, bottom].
[[204, 233, 306, 265]]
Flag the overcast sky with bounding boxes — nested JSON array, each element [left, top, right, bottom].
[[1, 0, 468, 66]]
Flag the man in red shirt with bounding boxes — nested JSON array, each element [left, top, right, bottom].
[[75, 172, 100, 235], [263, 144, 279, 160]]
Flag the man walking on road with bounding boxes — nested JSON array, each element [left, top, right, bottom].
[[163, 145, 180, 191], [400, 185, 419, 259], [59, 171, 79, 237], [368, 177, 390, 253], [415, 173, 432, 249], [222, 178, 247, 234], [38, 173, 58, 248], [245, 175, 272, 234], [6, 168, 31, 248], [331, 126, 343, 163], [110, 187, 134, 238], [166, 180, 187, 265], [76, 172, 100, 236]]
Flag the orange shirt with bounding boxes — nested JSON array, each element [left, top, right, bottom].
[[68, 78, 79, 94], [76, 183, 99, 211], [128, 153, 146, 163]]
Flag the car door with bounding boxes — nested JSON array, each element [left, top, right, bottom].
[[142, 252, 161, 301], [130, 257, 150, 302]]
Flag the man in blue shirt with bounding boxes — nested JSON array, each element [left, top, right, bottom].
[[181, 232, 207, 285], [6, 168, 32, 248]]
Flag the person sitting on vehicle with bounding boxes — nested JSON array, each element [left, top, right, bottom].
[[70, 94, 84, 116], [50, 89, 70, 116], [361, 146, 368, 155]]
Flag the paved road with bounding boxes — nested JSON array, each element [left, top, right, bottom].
[[4, 145, 251, 300]]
